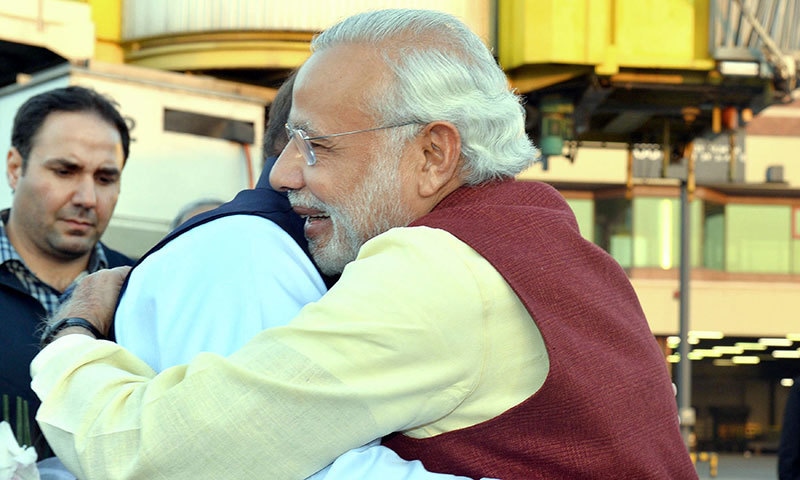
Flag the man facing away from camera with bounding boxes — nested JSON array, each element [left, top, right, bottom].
[[31, 9, 697, 479]]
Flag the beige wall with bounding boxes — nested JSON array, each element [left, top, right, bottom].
[[517, 145, 629, 183], [744, 98, 800, 187], [634, 278, 800, 337]]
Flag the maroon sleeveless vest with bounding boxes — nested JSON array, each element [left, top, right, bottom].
[[383, 180, 697, 479]]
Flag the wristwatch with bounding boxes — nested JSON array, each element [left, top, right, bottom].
[[40, 317, 105, 348]]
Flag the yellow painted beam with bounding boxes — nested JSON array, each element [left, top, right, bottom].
[[499, 0, 715, 74], [507, 64, 593, 93], [126, 44, 311, 71], [124, 32, 314, 71], [86, 0, 123, 63], [499, 0, 612, 70], [86, 0, 120, 42]]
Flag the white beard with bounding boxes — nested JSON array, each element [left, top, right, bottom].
[[289, 144, 415, 275]]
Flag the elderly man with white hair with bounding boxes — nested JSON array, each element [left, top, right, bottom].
[[32, 9, 696, 479]]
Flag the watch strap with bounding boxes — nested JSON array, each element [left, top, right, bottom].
[[41, 317, 105, 348]]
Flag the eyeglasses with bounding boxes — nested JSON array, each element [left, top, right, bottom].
[[284, 121, 418, 166]]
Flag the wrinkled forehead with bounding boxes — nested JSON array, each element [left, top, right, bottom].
[[290, 44, 388, 133]]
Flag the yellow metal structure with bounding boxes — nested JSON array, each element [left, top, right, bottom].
[[497, 0, 799, 154], [124, 31, 314, 72], [499, 0, 714, 87], [2, 0, 795, 148], [86, 0, 124, 63]]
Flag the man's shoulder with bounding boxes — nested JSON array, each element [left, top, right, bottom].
[[99, 243, 136, 267]]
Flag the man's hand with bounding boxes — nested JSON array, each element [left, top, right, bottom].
[[48, 266, 132, 339]]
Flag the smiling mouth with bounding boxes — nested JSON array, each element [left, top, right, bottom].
[[302, 212, 331, 235], [292, 206, 331, 239], [303, 213, 329, 221], [291, 205, 328, 221]]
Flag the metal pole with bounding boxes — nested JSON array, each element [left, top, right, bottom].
[[678, 179, 695, 449]]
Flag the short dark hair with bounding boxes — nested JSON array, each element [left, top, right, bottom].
[[263, 72, 296, 161], [11, 85, 131, 169]]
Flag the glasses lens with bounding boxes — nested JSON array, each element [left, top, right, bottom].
[[285, 125, 316, 166]]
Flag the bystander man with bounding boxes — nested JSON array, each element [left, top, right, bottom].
[[0, 86, 133, 458]]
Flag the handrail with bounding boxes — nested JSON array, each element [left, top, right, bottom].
[[733, 0, 794, 88], [710, 0, 799, 97]]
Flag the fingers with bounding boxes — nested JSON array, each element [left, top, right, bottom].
[[82, 266, 132, 288], [50, 266, 133, 337]]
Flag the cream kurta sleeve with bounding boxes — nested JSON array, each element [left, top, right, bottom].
[[32, 226, 546, 480]]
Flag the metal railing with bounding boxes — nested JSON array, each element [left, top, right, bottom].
[[710, 0, 800, 60], [710, 0, 799, 95]]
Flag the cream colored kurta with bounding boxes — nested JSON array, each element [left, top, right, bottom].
[[31, 226, 548, 479]]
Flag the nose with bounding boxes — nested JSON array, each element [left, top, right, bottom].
[[72, 175, 97, 208], [269, 140, 306, 192]]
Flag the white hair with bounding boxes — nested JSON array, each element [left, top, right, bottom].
[[311, 8, 540, 185]]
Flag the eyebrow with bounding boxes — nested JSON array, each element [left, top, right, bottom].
[[44, 158, 81, 170], [287, 119, 322, 137], [44, 158, 121, 177], [96, 166, 121, 178]]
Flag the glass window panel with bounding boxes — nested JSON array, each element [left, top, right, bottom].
[[726, 204, 791, 273], [633, 197, 680, 269], [793, 207, 800, 238], [703, 201, 725, 270], [565, 198, 594, 242], [793, 207, 800, 274], [595, 198, 632, 268]]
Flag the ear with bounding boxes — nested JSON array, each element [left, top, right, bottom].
[[417, 121, 462, 198], [6, 148, 22, 192]]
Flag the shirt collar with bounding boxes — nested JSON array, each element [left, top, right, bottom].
[[88, 241, 108, 272], [0, 209, 21, 266]]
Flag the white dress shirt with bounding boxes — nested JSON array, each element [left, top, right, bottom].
[[112, 215, 485, 480]]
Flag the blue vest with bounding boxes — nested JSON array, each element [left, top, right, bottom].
[[1, 243, 132, 458], [109, 178, 333, 340]]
